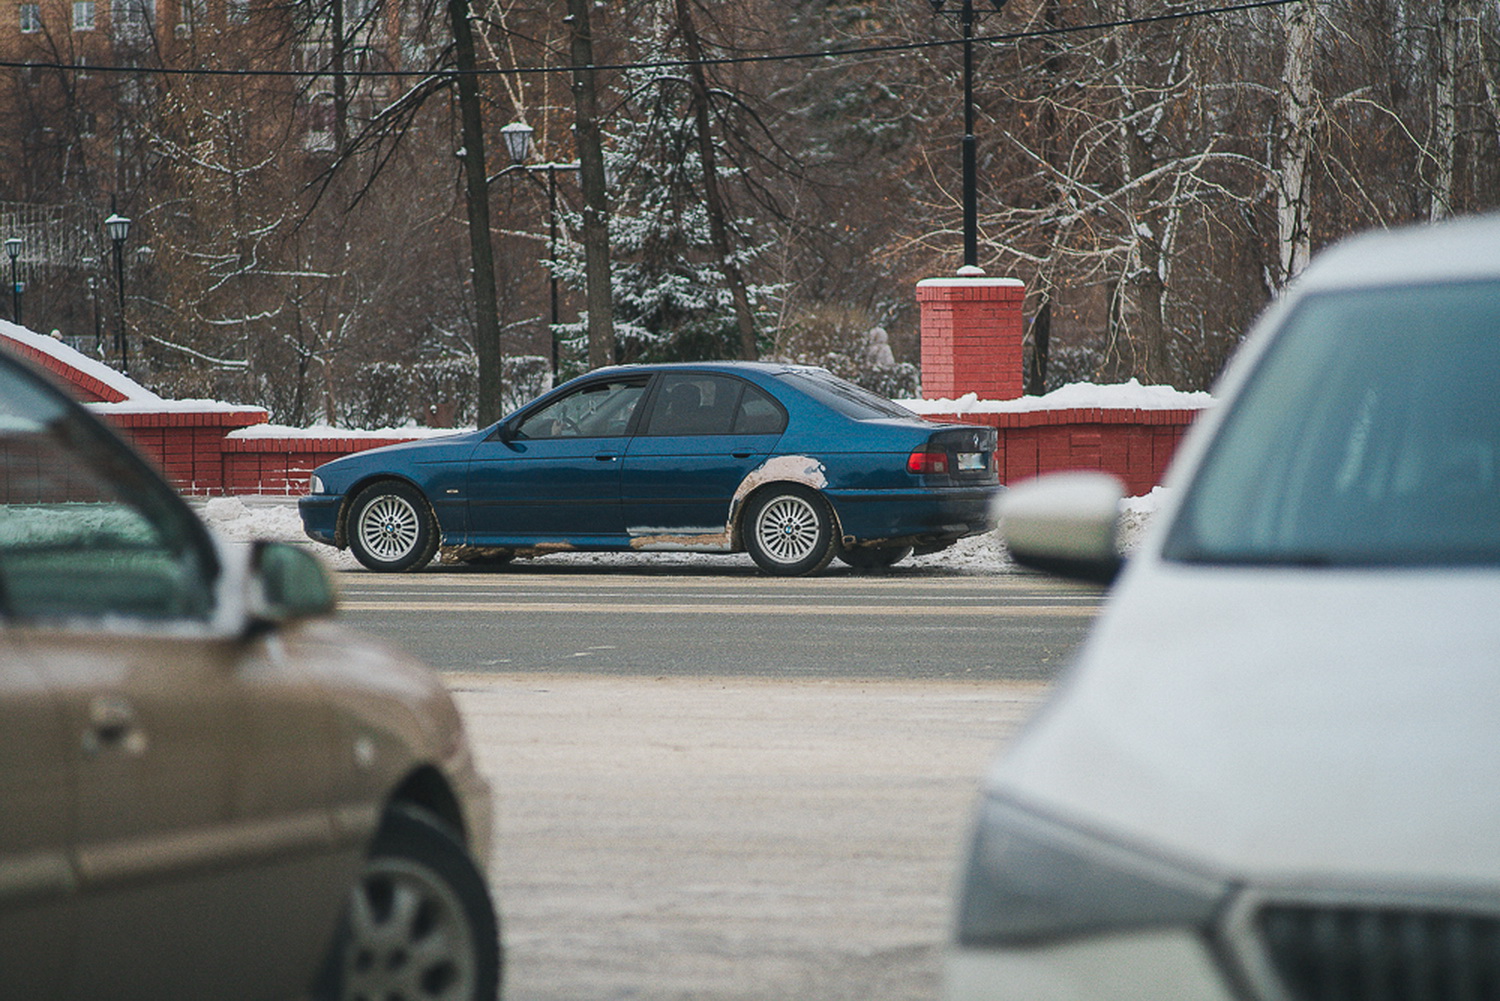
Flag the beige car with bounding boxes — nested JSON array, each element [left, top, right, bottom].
[[0, 346, 499, 1001]]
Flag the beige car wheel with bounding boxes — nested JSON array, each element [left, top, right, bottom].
[[325, 805, 500, 1001]]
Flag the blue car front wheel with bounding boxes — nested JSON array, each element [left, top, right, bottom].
[[347, 481, 440, 573], [744, 485, 836, 576]]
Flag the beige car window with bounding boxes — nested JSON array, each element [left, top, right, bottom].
[[0, 370, 212, 622]]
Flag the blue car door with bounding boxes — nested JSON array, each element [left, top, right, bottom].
[[466, 376, 649, 540], [621, 373, 787, 543]]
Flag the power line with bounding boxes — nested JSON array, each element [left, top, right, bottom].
[[0, 0, 1299, 80]]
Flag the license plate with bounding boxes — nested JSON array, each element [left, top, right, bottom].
[[957, 452, 985, 471]]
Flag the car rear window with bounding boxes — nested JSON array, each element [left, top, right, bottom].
[[778, 370, 914, 421], [1163, 278, 1500, 567]]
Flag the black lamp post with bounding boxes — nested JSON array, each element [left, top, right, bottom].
[[497, 121, 580, 380], [930, 0, 1007, 272], [4, 237, 21, 327], [105, 212, 131, 374]]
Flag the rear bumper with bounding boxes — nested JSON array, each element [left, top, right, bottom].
[[826, 485, 1000, 546]]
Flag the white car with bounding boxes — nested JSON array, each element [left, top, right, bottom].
[[949, 212, 1500, 1001]]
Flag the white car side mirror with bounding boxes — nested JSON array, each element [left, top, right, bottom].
[[996, 472, 1126, 584]]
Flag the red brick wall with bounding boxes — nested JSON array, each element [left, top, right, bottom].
[[101, 409, 276, 495], [222, 435, 418, 495], [97, 405, 1197, 499], [915, 275, 1201, 490], [916, 278, 1026, 401], [919, 408, 1198, 495]]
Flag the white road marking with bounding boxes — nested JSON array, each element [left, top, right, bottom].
[[340, 600, 1094, 616]]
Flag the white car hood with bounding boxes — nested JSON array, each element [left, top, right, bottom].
[[991, 560, 1500, 888]]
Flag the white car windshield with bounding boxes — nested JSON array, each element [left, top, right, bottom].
[[1163, 279, 1500, 567]]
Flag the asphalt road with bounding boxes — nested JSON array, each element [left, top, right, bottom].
[[330, 562, 1104, 681], [326, 561, 1108, 1001]]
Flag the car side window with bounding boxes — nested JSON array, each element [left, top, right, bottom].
[[733, 383, 787, 435], [515, 378, 647, 439], [642, 375, 785, 437], [0, 361, 216, 623], [644, 375, 734, 436]]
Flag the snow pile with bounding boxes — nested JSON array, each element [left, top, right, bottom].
[[199, 496, 307, 542], [899, 379, 1212, 416], [1118, 487, 1170, 553], [196, 496, 363, 571], [910, 530, 1014, 572]]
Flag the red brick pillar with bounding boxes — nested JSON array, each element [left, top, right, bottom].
[[916, 276, 1025, 401]]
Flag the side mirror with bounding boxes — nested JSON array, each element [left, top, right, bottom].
[[997, 472, 1125, 585], [248, 540, 337, 625]]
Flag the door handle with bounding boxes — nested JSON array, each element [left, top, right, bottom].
[[732, 451, 753, 459], [594, 452, 618, 462], [83, 695, 147, 756]]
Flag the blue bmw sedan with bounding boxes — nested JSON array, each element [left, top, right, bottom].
[[299, 362, 999, 576]]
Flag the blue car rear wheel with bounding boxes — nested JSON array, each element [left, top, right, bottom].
[[744, 485, 836, 576]]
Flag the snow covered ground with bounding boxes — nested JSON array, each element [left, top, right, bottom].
[[194, 489, 1167, 576]]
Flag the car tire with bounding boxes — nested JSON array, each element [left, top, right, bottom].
[[744, 485, 837, 576], [837, 544, 913, 570], [348, 481, 439, 572], [319, 804, 501, 1001]]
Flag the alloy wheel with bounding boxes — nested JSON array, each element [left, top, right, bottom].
[[358, 494, 421, 562], [754, 494, 823, 565], [342, 857, 478, 1001]]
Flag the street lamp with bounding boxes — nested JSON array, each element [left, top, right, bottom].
[[4, 237, 21, 327], [500, 121, 534, 166], [930, 0, 1008, 272], [494, 121, 580, 379], [104, 212, 131, 374]]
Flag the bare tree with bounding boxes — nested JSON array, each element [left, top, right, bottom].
[[566, 0, 616, 368], [671, 0, 758, 360], [1275, 0, 1317, 285]]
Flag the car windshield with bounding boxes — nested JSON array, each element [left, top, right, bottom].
[[1163, 278, 1500, 567], [779, 369, 914, 421]]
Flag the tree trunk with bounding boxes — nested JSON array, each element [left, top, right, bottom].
[[1112, 2, 1172, 385], [1275, 0, 1317, 288], [1467, 1, 1500, 160], [447, 0, 504, 425], [1432, 0, 1461, 221], [1025, 294, 1050, 396], [332, 0, 347, 154], [674, 0, 758, 360], [567, 0, 616, 369]]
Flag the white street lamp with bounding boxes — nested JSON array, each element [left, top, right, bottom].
[[501, 122, 534, 166]]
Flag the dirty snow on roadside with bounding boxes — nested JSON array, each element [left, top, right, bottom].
[[195, 488, 1167, 575]]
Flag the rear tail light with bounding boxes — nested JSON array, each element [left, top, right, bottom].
[[907, 448, 949, 475]]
